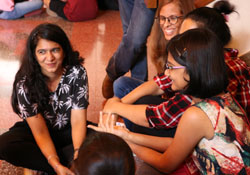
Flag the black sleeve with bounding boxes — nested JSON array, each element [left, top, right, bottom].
[[49, 0, 67, 19]]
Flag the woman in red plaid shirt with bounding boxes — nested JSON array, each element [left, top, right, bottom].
[[90, 28, 250, 174], [101, 1, 249, 136]]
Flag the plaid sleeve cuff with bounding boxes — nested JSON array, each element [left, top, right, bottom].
[[145, 93, 192, 129], [154, 73, 172, 91]]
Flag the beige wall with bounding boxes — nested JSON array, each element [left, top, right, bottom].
[[208, 0, 250, 56]]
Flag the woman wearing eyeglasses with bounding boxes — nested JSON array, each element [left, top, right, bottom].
[[89, 28, 250, 175], [149, 0, 194, 74], [111, 0, 195, 136]]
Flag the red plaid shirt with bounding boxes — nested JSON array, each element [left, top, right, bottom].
[[146, 48, 250, 129], [224, 48, 250, 117]]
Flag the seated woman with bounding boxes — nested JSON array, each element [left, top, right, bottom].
[[89, 28, 250, 174], [71, 131, 135, 175], [0, 0, 43, 19], [0, 23, 92, 175], [112, 0, 195, 135], [104, 0, 250, 135], [43, 0, 98, 22], [180, 0, 250, 118], [113, 0, 195, 99]]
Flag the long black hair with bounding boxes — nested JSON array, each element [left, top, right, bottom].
[[11, 23, 84, 115], [167, 28, 228, 98], [184, 0, 235, 46]]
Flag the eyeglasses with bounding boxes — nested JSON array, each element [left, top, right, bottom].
[[165, 63, 185, 70], [156, 15, 183, 25]]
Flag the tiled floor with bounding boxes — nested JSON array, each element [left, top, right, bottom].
[[0, 10, 157, 129]]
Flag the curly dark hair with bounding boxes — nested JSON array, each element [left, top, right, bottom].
[[11, 23, 84, 115]]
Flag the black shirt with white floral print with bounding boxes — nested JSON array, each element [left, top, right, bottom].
[[16, 65, 89, 130]]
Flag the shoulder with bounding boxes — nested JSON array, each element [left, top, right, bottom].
[[224, 48, 250, 71], [66, 65, 87, 75], [181, 106, 207, 124], [15, 76, 27, 89], [179, 106, 214, 139]]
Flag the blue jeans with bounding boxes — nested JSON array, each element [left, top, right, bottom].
[[114, 76, 144, 130], [106, 0, 156, 81], [114, 76, 176, 137], [0, 0, 43, 20], [114, 76, 144, 98]]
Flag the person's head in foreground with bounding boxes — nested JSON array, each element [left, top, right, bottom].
[[71, 131, 135, 175]]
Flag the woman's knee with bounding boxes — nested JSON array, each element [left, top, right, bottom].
[[114, 77, 131, 98]]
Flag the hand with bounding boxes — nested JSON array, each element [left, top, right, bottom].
[[101, 111, 118, 127], [56, 164, 75, 175], [87, 112, 129, 139], [103, 97, 121, 113]]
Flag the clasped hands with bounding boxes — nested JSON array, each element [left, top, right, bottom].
[[88, 97, 129, 139]]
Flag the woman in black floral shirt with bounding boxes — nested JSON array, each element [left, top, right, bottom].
[[0, 23, 91, 175]]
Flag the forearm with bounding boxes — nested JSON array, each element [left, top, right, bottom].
[[71, 109, 87, 158], [122, 80, 163, 104], [129, 142, 172, 173], [27, 120, 60, 170], [36, 134, 60, 170], [126, 131, 173, 152], [72, 120, 86, 150], [113, 103, 150, 127]]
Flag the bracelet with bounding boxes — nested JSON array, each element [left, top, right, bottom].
[[47, 155, 59, 163]]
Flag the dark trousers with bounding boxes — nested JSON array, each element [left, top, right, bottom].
[[130, 95, 176, 137], [0, 121, 96, 174], [49, 0, 67, 19]]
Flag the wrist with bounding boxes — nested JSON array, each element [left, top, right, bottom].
[[47, 155, 60, 170], [73, 149, 79, 160], [74, 148, 79, 153], [47, 155, 59, 163], [124, 129, 131, 141]]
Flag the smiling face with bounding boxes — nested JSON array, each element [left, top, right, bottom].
[[35, 38, 64, 78], [164, 52, 189, 91], [160, 2, 183, 40]]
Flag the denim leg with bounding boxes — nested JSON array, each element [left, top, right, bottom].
[[113, 76, 144, 130], [118, 0, 134, 33], [130, 47, 148, 80], [0, 0, 43, 19], [106, 0, 156, 81], [113, 76, 144, 98]]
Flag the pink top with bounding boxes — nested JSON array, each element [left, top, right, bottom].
[[0, 0, 14, 11]]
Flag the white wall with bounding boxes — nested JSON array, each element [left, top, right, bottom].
[[208, 0, 250, 56]]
